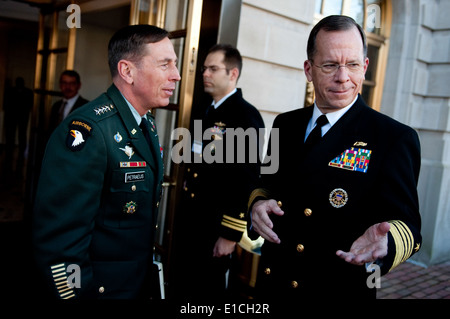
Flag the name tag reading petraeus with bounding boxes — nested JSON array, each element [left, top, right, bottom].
[[125, 171, 145, 183]]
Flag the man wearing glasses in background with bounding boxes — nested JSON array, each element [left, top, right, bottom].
[[172, 44, 264, 299], [248, 15, 422, 300], [48, 70, 89, 134]]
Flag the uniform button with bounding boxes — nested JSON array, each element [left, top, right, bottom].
[[190, 193, 195, 198], [156, 201, 160, 208], [193, 173, 198, 178], [277, 201, 282, 207], [296, 244, 305, 253], [184, 186, 188, 191], [264, 268, 271, 275], [304, 208, 312, 216], [131, 185, 136, 191], [291, 281, 298, 288], [99, 286, 105, 293]]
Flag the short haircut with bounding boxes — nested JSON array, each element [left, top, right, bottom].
[[60, 70, 81, 83], [307, 15, 367, 60], [208, 44, 243, 79], [108, 24, 169, 78]]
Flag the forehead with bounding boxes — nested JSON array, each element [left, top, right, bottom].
[[204, 51, 225, 65], [314, 27, 364, 60], [145, 37, 176, 60], [60, 75, 77, 82]]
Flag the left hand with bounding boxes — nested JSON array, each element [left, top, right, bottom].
[[336, 222, 391, 266], [213, 237, 237, 257]]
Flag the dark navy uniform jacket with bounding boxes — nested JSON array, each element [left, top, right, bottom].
[[248, 95, 422, 299], [184, 88, 265, 245], [33, 84, 163, 299]]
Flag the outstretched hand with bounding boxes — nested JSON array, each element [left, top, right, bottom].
[[336, 222, 390, 266], [251, 199, 284, 244]]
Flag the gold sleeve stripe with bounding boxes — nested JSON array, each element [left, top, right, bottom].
[[388, 220, 414, 272], [51, 263, 66, 269], [222, 215, 247, 232], [248, 188, 271, 211], [50, 263, 75, 299]]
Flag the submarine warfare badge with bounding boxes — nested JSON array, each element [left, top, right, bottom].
[[209, 122, 226, 155], [329, 188, 348, 208]]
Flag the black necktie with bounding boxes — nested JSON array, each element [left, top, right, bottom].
[[305, 114, 329, 148], [139, 118, 152, 148], [205, 104, 215, 117], [58, 101, 67, 123]]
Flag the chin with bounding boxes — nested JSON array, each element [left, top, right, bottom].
[[328, 97, 354, 108]]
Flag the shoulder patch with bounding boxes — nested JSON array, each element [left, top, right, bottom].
[[66, 119, 93, 151]]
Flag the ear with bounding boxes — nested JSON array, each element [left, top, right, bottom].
[[117, 60, 134, 85], [304, 60, 313, 82], [229, 67, 240, 82], [362, 57, 369, 79]]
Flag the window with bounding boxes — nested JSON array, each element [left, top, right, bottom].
[[312, 0, 390, 110]]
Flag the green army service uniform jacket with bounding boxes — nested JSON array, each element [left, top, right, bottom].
[[33, 84, 164, 299]]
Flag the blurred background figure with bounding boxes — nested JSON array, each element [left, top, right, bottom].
[[48, 70, 88, 135], [3, 76, 33, 178]]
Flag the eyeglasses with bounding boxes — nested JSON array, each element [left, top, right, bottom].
[[201, 65, 228, 73], [310, 60, 363, 75], [60, 81, 79, 86]]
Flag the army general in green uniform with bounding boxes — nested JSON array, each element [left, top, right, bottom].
[[33, 25, 180, 299]]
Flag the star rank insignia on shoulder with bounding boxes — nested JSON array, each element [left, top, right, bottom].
[[93, 104, 114, 116], [66, 120, 93, 151]]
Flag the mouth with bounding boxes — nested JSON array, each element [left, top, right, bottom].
[[329, 88, 352, 95], [162, 88, 175, 96]]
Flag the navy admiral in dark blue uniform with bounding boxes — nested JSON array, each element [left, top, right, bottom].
[[172, 44, 264, 298], [33, 25, 180, 299], [248, 16, 421, 299]]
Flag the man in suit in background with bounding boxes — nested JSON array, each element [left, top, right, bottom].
[[172, 44, 264, 299], [48, 70, 89, 134], [248, 15, 422, 300], [33, 25, 180, 299]]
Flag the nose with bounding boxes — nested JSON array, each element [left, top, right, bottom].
[[334, 65, 350, 82], [171, 65, 181, 82], [202, 68, 211, 77]]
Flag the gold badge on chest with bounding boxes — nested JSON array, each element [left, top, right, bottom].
[[329, 188, 348, 208]]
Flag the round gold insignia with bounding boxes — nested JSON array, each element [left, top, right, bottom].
[[329, 188, 348, 208], [123, 201, 137, 214]]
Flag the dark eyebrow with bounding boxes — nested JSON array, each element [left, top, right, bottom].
[[157, 58, 178, 64]]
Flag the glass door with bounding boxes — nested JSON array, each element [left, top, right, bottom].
[[26, 7, 77, 211], [26, 0, 132, 212], [150, 0, 203, 284]]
